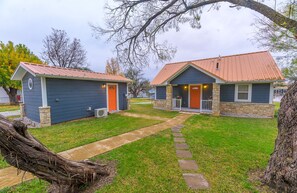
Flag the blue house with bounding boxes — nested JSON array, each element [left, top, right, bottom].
[[11, 62, 131, 127], [151, 51, 284, 118]]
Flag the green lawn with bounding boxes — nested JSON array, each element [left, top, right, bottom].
[[0, 105, 19, 112], [183, 115, 277, 192], [129, 98, 152, 103], [2, 115, 277, 193], [0, 114, 161, 169], [274, 102, 280, 117], [2, 130, 190, 193], [127, 103, 179, 118], [1, 105, 278, 192]]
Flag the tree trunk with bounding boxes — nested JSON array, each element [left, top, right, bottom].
[[263, 82, 297, 192], [2, 87, 18, 105], [0, 117, 109, 193]]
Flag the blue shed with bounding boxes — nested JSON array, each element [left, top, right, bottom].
[[11, 62, 131, 127]]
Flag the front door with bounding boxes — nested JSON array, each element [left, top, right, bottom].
[[108, 85, 117, 112], [190, 85, 201, 109]]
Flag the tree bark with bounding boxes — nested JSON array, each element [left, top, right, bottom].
[[2, 87, 18, 105], [0, 117, 109, 193], [263, 82, 297, 192]]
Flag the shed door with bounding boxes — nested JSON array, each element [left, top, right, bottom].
[[108, 85, 117, 112], [190, 85, 201, 109]]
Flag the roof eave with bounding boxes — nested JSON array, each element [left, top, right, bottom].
[[11, 63, 36, 80], [35, 74, 132, 83]]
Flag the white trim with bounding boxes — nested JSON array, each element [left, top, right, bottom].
[[11, 63, 36, 80], [21, 80, 25, 103], [41, 77, 48, 107], [269, 83, 274, 104], [38, 74, 131, 83], [154, 86, 157, 100], [235, 84, 252, 102], [106, 83, 119, 112]]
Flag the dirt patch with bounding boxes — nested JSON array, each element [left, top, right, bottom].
[[248, 169, 276, 193], [80, 160, 117, 193]]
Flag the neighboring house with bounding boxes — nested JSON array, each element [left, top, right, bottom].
[[151, 51, 284, 118], [11, 62, 131, 127], [0, 87, 22, 104]]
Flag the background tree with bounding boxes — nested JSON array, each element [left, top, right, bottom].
[[94, 0, 297, 191], [125, 67, 150, 98], [93, 0, 297, 67], [0, 41, 42, 104], [253, 4, 297, 82], [42, 28, 88, 69], [105, 58, 122, 75]]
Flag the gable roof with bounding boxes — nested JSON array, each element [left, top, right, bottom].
[[11, 62, 131, 82], [151, 51, 284, 85]]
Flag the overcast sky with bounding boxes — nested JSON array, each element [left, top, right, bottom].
[[0, 0, 280, 80]]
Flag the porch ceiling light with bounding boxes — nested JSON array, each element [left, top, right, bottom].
[[184, 85, 187, 89], [203, 85, 208, 89]]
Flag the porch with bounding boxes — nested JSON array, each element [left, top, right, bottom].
[[171, 84, 214, 113], [153, 83, 220, 116]]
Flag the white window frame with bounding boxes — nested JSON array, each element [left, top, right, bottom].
[[235, 84, 252, 102]]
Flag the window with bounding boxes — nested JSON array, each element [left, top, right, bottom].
[[235, 84, 251, 102], [28, 78, 33, 90]]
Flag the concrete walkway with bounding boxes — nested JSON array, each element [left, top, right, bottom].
[[0, 113, 191, 190], [0, 110, 20, 117]]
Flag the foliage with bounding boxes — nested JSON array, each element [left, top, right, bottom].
[[253, 4, 297, 81], [42, 28, 87, 68], [0, 41, 42, 104], [124, 67, 150, 97], [93, 0, 297, 67], [105, 57, 122, 75], [0, 41, 41, 89]]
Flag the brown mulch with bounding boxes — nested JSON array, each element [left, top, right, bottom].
[[81, 160, 117, 193]]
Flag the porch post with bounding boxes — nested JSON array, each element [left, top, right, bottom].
[[166, 84, 173, 110], [212, 83, 220, 116]]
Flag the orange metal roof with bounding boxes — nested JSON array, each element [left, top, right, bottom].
[[151, 51, 284, 85], [19, 62, 131, 82]]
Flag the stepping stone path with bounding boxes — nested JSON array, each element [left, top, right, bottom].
[[171, 125, 210, 190]]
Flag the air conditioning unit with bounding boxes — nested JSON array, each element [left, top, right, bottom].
[[94, 108, 108, 118]]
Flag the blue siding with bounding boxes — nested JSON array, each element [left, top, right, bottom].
[[23, 73, 42, 122], [170, 66, 215, 84], [220, 84, 235, 102], [156, 86, 166, 99], [118, 83, 128, 110], [252, 83, 270, 103], [46, 78, 128, 124]]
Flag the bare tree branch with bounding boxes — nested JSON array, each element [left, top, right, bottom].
[[92, 0, 297, 67]]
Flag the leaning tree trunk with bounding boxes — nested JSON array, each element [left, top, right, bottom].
[[0, 116, 109, 193], [263, 82, 297, 192]]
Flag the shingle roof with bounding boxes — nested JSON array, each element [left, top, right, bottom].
[[15, 62, 131, 82], [151, 51, 284, 85]]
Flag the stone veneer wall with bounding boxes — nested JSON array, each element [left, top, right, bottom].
[[212, 83, 220, 116], [220, 102, 275, 118], [39, 106, 51, 127], [153, 99, 168, 110], [20, 103, 25, 118]]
